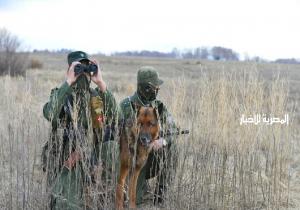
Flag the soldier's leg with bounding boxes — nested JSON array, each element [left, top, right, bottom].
[[51, 165, 84, 210], [136, 151, 159, 204], [154, 142, 178, 205], [136, 165, 147, 204], [100, 140, 119, 183], [93, 140, 119, 207], [135, 146, 172, 205], [129, 144, 178, 205]]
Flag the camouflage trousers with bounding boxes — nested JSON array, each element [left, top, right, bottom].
[[48, 141, 119, 210], [136, 143, 178, 204]]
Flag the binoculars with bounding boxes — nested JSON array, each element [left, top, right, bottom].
[[74, 63, 98, 76]]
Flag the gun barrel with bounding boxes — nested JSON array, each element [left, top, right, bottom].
[[160, 129, 190, 137], [180, 130, 189, 135]]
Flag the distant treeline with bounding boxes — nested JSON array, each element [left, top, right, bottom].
[[273, 58, 300, 64], [111, 47, 300, 64], [32, 47, 300, 64], [112, 47, 240, 61]]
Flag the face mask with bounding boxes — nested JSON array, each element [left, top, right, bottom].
[[137, 83, 159, 102], [74, 74, 90, 91]]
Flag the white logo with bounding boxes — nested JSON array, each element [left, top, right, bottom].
[[240, 114, 289, 125]]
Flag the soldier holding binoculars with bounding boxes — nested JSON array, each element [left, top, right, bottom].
[[42, 51, 119, 209]]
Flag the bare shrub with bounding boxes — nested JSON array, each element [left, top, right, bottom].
[[29, 58, 43, 69], [0, 28, 28, 76]]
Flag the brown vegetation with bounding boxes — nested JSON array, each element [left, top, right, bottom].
[[0, 28, 28, 76], [0, 54, 299, 209]]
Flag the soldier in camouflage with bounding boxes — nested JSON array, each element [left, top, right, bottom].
[[119, 66, 178, 205], [42, 51, 119, 209]]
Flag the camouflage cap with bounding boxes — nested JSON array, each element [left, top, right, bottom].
[[137, 66, 163, 86], [67, 51, 90, 65]]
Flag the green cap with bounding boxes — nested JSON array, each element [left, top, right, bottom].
[[67, 51, 90, 65], [137, 66, 163, 86]]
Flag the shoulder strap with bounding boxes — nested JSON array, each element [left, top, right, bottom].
[[156, 100, 164, 116], [128, 96, 137, 112]]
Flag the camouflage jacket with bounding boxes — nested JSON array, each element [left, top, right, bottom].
[[43, 81, 118, 129], [42, 81, 118, 172], [119, 92, 177, 144]]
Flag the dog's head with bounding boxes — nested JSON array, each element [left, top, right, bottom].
[[136, 106, 160, 147]]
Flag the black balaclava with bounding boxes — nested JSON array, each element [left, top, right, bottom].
[[137, 83, 159, 103]]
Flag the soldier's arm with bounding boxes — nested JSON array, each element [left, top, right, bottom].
[[96, 88, 119, 123], [43, 81, 72, 126], [119, 98, 129, 121], [119, 97, 135, 124], [158, 102, 178, 144], [117, 98, 135, 142], [96, 88, 119, 141]]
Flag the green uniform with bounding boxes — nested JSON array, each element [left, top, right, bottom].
[[120, 92, 178, 204], [42, 81, 119, 209]]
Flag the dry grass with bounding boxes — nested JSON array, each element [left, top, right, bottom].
[[0, 54, 299, 209]]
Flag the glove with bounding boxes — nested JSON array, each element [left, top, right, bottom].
[[151, 138, 167, 151]]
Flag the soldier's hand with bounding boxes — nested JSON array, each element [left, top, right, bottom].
[[151, 138, 167, 151], [90, 59, 107, 92], [64, 150, 81, 170], [66, 61, 80, 86]]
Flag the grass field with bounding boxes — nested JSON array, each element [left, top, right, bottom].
[[0, 53, 299, 209]]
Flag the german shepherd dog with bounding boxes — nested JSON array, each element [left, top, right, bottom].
[[116, 106, 160, 209]]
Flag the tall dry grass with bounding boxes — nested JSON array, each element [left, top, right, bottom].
[[0, 75, 49, 209], [0, 64, 297, 209], [160, 70, 295, 210]]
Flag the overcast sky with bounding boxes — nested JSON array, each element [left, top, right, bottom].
[[0, 0, 299, 60]]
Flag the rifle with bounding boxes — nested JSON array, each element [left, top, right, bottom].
[[159, 128, 189, 147], [160, 128, 190, 138]]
